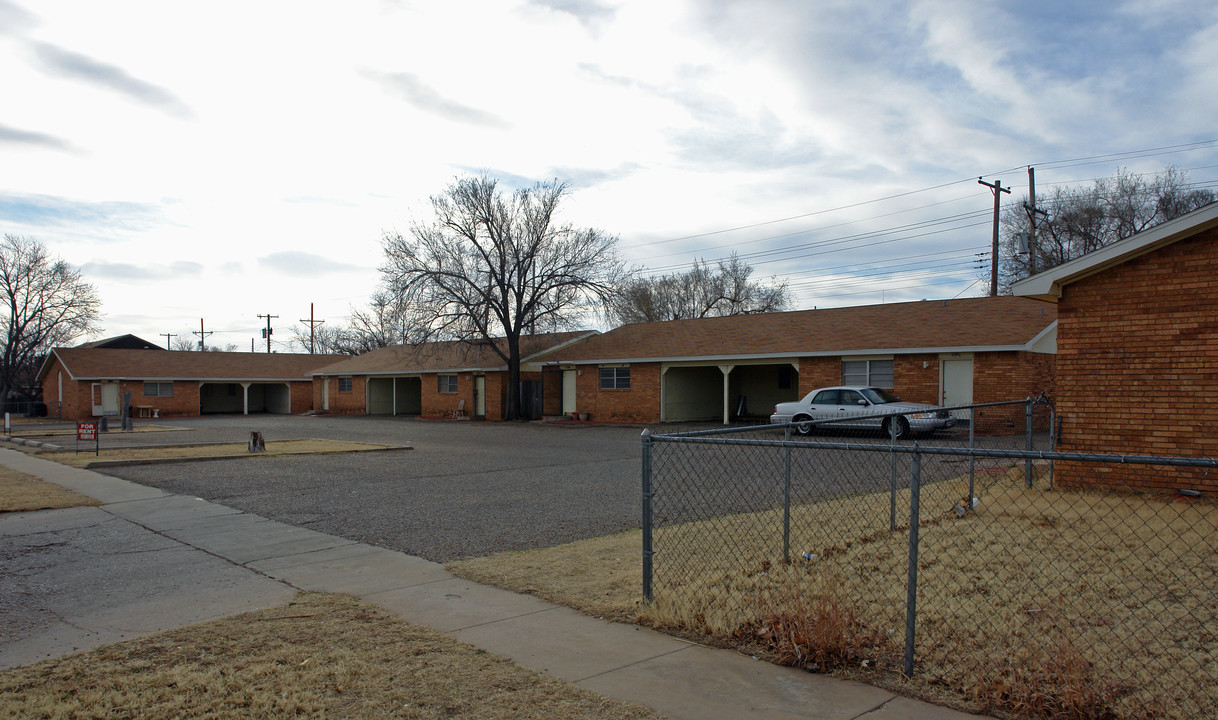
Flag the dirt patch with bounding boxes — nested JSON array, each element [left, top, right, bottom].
[[450, 468, 1217, 719], [0, 466, 101, 512], [39, 439, 406, 468], [0, 592, 661, 720]]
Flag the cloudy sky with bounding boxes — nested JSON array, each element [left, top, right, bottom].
[[2, 0, 1216, 351]]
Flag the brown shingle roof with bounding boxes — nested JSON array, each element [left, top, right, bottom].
[[309, 331, 597, 376], [45, 348, 345, 381], [539, 297, 1056, 363]]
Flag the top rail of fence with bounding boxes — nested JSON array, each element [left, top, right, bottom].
[[643, 430, 1218, 469]]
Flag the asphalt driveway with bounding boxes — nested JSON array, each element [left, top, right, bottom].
[[85, 416, 646, 562]]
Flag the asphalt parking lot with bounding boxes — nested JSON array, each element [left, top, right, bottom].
[[16, 414, 1042, 563], [69, 415, 647, 562]]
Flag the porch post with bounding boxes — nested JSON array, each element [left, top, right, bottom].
[[719, 365, 733, 424], [240, 382, 251, 415]]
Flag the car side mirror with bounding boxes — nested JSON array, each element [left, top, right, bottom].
[[857, 399, 867, 406]]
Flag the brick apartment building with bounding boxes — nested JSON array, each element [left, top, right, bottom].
[[536, 296, 1057, 431], [1015, 201, 1218, 493], [309, 332, 596, 420], [40, 348, 343, 419]]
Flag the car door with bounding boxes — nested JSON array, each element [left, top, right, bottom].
[[836, 388, 873, 429], [804, 389, 839, 423]]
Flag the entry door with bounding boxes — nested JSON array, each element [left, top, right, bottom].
[[941, 358, 974, 418], [474, 375, 486, 418], [92, 382, 120, 416], [562, 370, 576, 415]]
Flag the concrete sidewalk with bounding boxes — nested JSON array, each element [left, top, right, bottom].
[[0, 448, 989, 720]]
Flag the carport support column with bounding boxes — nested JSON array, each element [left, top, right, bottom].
[[719, 365, 733, 425], [241, 382, 251, 415]]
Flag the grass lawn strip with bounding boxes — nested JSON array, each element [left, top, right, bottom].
[[449, 466, 1216, 720], [39, 439, 404, 468], [0, 592, 662, 720], [0, 466, 101, 512]]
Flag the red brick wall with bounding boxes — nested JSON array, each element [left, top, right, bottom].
[[577, 363, 660, 423], [796, 357, 839, 397], [894, 354, 940, 404], [321, 375, 368, 415], [1054, 228, 1218, 493]]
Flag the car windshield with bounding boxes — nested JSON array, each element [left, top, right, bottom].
[[861, 388, 901, 404]]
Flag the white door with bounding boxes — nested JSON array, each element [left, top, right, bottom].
[[92, 382, 120, 416], [474, 375, 486, 417], [562, 370, 576, 415], [941, 358, 974, 419]]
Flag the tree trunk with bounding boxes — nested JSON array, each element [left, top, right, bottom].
[[505, 334, 521, 420]]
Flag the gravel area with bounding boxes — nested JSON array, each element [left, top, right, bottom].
[[82, 416, 646, 562]]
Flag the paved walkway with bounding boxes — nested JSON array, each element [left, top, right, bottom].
[[0, 448, 990, 719]]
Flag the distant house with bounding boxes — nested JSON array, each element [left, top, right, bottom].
[[535, 296, 1057, 430], [39, 349, 344, 419], [1014, 201, 1218, 492], [75, 334, 165, 350], [310, 332, 597, 420]]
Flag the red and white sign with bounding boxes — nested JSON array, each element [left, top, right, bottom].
[[77, 421, 98, 441]]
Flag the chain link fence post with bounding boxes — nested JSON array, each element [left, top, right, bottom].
[[889, 417, 898, 530], [641, 428, 654, 603], [967, 405, 976, 504], [1025, 396, 1035, 488], [903, 446, 922, 677], [783, 424, 792, 564]]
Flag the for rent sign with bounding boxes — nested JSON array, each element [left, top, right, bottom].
[[77, 421, 98, 455]]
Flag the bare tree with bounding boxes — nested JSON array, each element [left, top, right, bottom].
[[170, 336, 238, 352], [381, 175, 624, 419], [1000, 166, 1215, 292], [613, 252, 791, 323], [0, 234, 101, 400]]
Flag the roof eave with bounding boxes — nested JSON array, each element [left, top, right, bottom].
[[1012, 201, 1218, 302]]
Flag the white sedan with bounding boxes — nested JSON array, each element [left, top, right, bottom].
[[770, 386, 954, 439]]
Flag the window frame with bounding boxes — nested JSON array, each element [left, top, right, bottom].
[[599, 365, 631, 390], [437, 375, 459, 394], [338, 377, 353, 393], [143, 381, 173, 398], [841, 358, 894, 388]]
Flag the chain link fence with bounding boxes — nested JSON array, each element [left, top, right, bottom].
[[641, 398, 1216, 719]]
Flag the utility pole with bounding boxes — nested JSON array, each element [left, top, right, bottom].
[[160, 332, 176, 350], [979, 178, 1011, 296], [1022, 166, 1050, 275], [191, 318, 212, 351], [299, 303, 325, 354], [257, 313, 279, 354]]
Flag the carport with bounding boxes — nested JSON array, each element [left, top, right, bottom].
[[661, 361, 798, 424], [200, 382, 292, 414], [366, 376, 422, 415]]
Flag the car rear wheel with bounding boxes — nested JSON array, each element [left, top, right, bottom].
[[883, 416, 910, 440], [794, 415, 814, 435]]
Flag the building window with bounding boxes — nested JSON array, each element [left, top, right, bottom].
[[143, 381, 173, 397], [777, 365, 792, 390], [599, 366, 630, 390], [338, 377, 353, 393], [438, 375, 458, 394], [842, 359, 894, 388]]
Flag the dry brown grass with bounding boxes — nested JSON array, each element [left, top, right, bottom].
[[40, 439, 398, 468], [0, 466, 101, 512], [450, 466, 1217, 719], [0, 592, 662, 720]]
